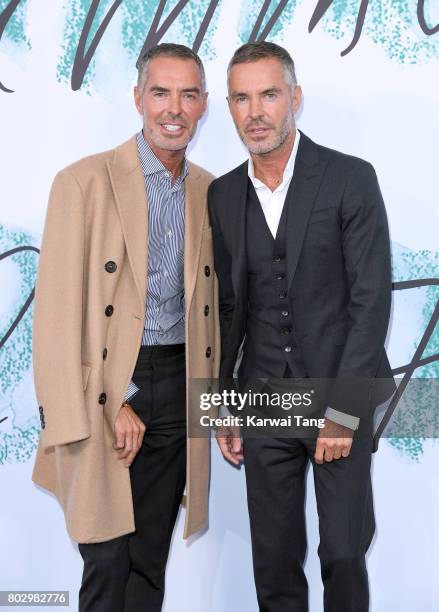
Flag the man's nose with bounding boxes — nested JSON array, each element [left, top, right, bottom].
[[248, 96, 263, 119], [167, 92, 183, 117]]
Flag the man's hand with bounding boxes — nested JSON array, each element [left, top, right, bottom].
[[113, 403, 147, 467], [216, 425, 243, 466], [314, 418, 354, 464]]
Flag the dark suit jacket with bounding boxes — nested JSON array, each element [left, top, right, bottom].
[[208, 130, 395, 421]]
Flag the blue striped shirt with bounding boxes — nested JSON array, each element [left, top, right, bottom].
[[124, 131, 187, 402]]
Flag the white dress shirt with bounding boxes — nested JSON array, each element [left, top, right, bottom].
[[247, 130, 360, 431]]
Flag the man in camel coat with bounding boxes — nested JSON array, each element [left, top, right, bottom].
[[31, 43, 219, 611]]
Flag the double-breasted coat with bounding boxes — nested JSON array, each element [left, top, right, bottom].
[[31, 135, 220, 543]]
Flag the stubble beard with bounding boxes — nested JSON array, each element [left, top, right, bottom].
[[240, 110, 294, 156]]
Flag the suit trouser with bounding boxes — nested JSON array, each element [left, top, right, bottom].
[[242, 367, 375, 612], [78, 344, 186, 612]]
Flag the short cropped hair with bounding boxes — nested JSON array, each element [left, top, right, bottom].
[[227, 41, 297, 88], [137, 43, 206, 92]]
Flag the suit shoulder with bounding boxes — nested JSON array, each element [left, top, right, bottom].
[[209, 161, 247, 195], [313, 138, 375, 177], [188, 160, 215, 186]]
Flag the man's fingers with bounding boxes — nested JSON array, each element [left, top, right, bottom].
[[230, 429, 243, 454], [314, 440, 325, 464], [332, 447, 342, 460], [118, 430, 134, 460], [216, 430, 242, 466], [113, 404, 148, 466], [323, 443, 334, 462], [113, 426, 126, 450], [341, 439, 352, 458], [315, 438, 353, 464], [217, 436, 239, 465], [136, 420, 147, 448]]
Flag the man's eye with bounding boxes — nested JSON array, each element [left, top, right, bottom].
[[154, 91, 166, 98], [265, 92, 276, 99], [184, 93, 196, 100], [236, 96, 247, 103]]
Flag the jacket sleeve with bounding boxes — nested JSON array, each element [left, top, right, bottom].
[[329, 161, 393, 417], [207, 182, 235, 347], [32, 169, 91, 447]]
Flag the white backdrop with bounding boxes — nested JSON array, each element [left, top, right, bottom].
[[1, 1, 438, 610]]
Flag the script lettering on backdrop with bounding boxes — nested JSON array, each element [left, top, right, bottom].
[[1, 0, 438, 92]]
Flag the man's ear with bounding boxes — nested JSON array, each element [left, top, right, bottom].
[[133, 85, 142, 115], [292, 85, 302, 114], [201, 91, 209, 117]]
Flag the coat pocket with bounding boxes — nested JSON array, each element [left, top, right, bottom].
[[81, 363, 92, 391]]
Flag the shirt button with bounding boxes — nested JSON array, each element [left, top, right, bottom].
[[204, 305, 209, 316], [102, 348, 108, 360], [206, 346, 211, 358], [204, 265, 211, 277], [98, 392, 107, 404], [105, 305, 114, 316]]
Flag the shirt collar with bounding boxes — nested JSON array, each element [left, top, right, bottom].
[[136, 130, 188, 182], [248, 129, 301, 192]]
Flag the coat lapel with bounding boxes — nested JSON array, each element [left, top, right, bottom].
[[184, 163, 205, 313], [285, 131, 328, 290], [107, 136, 148, 314]]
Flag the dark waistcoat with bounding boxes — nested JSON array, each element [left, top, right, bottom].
[[239, 180, 308, 381]]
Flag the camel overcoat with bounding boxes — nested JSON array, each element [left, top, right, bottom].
[[31, 135, 220, 543]]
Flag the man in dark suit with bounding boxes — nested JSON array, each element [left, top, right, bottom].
[[208, 42, 395, 612]]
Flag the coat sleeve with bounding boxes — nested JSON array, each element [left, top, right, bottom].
[[32, 169, 91, 447]]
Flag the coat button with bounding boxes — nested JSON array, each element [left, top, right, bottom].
[[276, 273, 285, 280], [102, 348, 108, 360], [105, 305, 114, 316], [98, 392, 107, 404], [279, 292, 287, 300], [204, 305, 209, 316], [284, 346, 292, 353], [282, 310, 289, 317], [205, 346, 211, 358], [281, 326, 292, 335], [204, 265, 210, 277], [272, 255, 281, 263], [105, 260, 117, 273]]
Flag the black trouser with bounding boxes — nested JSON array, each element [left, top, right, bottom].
[[78, 344, 186, 612], [242, 366, 375, 612]]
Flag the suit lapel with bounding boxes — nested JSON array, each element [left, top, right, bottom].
[[184, 163, 205, 314], [107, 136, 148, 314], [285, 131, 328, 290]]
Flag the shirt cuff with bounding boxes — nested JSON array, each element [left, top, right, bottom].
[[123, 380, 140, 403], [325, 407, 360, 430]]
